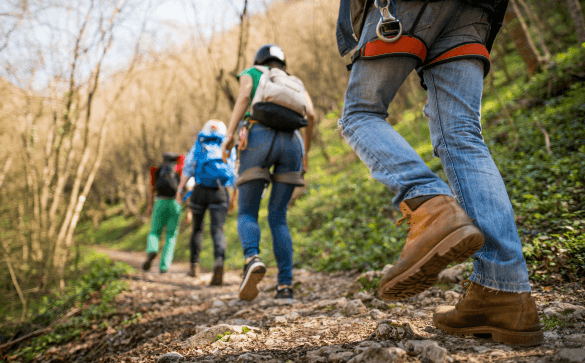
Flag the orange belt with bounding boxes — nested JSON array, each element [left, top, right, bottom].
[[420, 42, 491, 76], [349, 37, 490, 77], [356, 35, 428, 66]]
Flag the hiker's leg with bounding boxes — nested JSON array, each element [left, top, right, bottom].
[[147, 198, 166, 254], [268, 182, 296, 287], [237, 179, 265, 259], [339, 2, 455, 209], [189, 186, 207, 265], [189, 211, 205, 265], [209, 187, 229, 261], [159, 199, 181, 271], [340, 59, 453, 209], [423, 59, 530, 292]]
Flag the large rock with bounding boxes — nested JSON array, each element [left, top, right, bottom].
[[555, 349, 585, 363], [348, 346, 405, 363], [343, 299, 367, 315], [374, 320, 417, 340], [183, 324, 257, 348], [565, 334, 585, 345], [368, 309, 387, 320], [354, 291, 374, 301], [328, 351, 355, 363], [158, 352, 183, 363], [236, 353, 275, 362], [543, 302, 585, 320], [353, 341, 382, 355], [405, 340, 448, 363]]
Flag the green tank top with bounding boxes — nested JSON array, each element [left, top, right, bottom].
[[238, 66, 266, 119]]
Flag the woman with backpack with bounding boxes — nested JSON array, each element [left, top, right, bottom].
[[176, 120, 236, 286], [221, 44, 316, 301], [143, 152, 185, 274]]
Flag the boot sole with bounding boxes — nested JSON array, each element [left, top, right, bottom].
[[379, 225, 484, 301], [434, 321, 543, 346], [210, 263, 224, 286], [238, 262, 266, 301]]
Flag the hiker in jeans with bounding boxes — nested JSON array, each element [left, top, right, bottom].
[[336, 0, 542, 346], [176, 120, 235, 286], [221, 44, 316, 301], [143, 153, 184, 273]]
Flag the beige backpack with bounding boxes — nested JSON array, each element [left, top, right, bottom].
[[250, 66, 307, 117]]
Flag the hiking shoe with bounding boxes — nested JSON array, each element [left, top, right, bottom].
[[210, 258, 224, 286], [142, 252, 157, 271], [238, 256, 266, 301], [275, 286, 293, 301], [159, 269, 167, 274], [188, 263, 199, 277], [433, 280, 543, 346], [378, 195, 485, 301]]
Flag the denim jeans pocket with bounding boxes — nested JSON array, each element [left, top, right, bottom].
[[245, 124, 271, 152]]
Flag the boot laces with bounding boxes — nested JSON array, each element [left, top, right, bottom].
[[457, 279, 473, 304], [396, 212, 412, 228]]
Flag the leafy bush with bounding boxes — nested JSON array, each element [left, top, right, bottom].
[[290, 169, 407, 272], [484, 46, 585, 283]]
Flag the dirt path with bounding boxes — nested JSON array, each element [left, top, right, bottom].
[[34, 247, 585, 363]]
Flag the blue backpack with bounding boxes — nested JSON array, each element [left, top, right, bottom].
[[194, 131, 234, 188]]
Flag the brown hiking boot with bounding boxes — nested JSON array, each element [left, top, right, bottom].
[[188, 263, 199, 277], [378, 195, 484, 301], [433, 280, 543, 346], [210, 258, 224, 286]]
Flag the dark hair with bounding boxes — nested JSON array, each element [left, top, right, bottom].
[[262, 59, 286, 70]]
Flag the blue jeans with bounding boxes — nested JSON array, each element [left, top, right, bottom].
[[237, 124, 303, 286], [339, 0, 531, 292]]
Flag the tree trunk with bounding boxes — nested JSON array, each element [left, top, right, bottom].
[[565, 0, 585, 44], [0, 155, 13, 189], [515, 0, 551, 60], [505, 0, 543, 76]]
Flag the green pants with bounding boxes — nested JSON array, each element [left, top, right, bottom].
[[147, 198, 182, 271]]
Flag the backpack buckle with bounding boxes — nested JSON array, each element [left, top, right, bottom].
[[376, 0, 402, 43]]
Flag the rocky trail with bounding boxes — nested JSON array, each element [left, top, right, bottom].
[[33, 249, 585, 363]]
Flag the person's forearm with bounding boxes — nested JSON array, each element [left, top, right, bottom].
[[177, 175, 189, 195], [227, 94, 250, 138]]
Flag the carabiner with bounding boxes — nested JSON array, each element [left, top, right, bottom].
[[375, 0, 402, 43]]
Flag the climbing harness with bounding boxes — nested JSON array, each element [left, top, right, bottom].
[[347, 0, 492, 88], [375, 0, 402, 43]]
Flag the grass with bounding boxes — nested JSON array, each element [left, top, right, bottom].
[[2, 250, 134, 361]]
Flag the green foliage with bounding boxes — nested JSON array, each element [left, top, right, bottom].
[[5, 254, 133, 361], [358, 276, 382, 292], [484, 45, 585, 283], [242, 326, 250, 334], [216, 330, 232, 341], [541, 315, 569, 331], [290, 170, 407, 272]]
